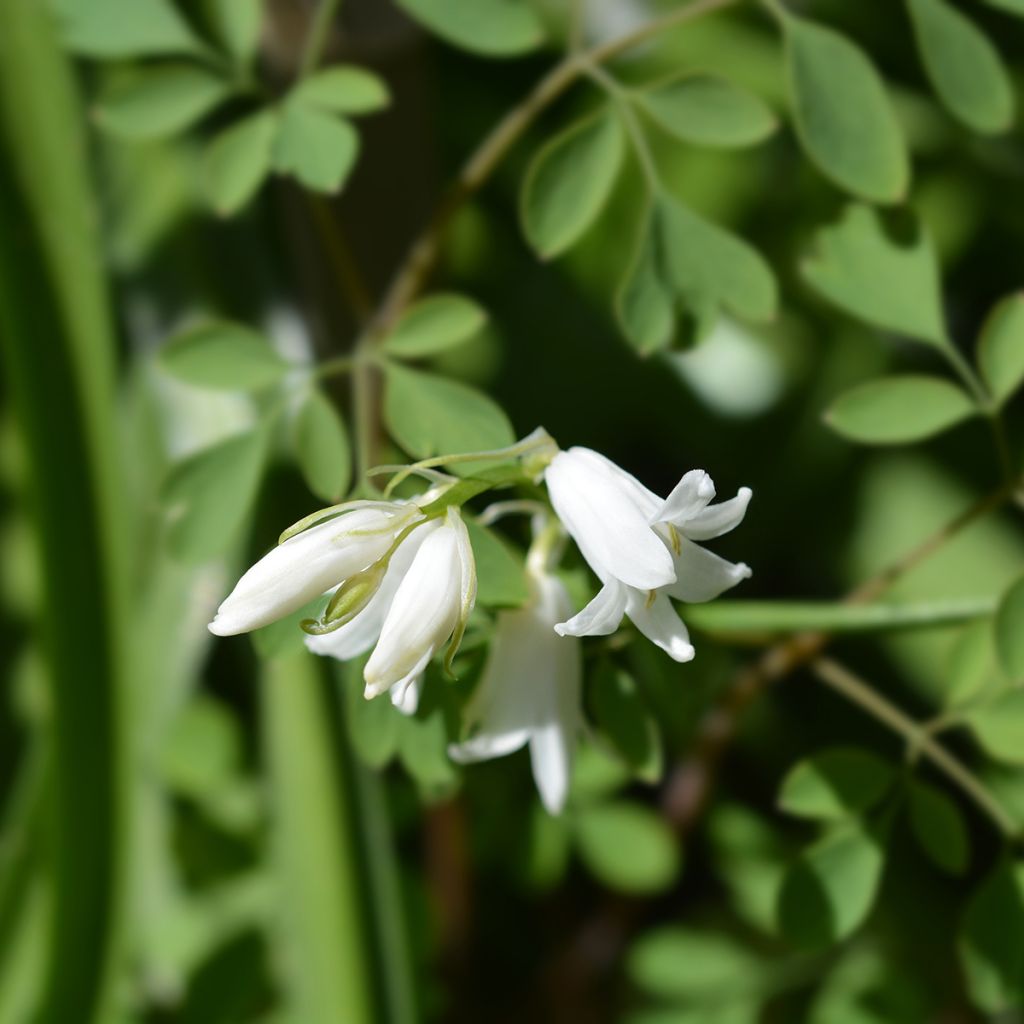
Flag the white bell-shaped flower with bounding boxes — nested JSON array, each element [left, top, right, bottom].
[[449, 549, 582, 815], [208, 501, 424, 636], [544, 446, 751, 662]]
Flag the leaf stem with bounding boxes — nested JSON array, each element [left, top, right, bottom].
[[587, 64, 662, 191], [298, 0, 343, 80], [812, 657, 1019, 839]]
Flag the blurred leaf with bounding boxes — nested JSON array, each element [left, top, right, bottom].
[[205, 108, 277, 216], [252, 597, 326, 661], [573, 801, 680, 894], [616, 206, 676, 355], [204, 0, 263, 62], [382, 293, 487, 358], [825, 375, 975, 444], [394, 0, 544, 56], [54, 0, 205, 58], [465, 518, 529, 607], [292, 65, 390, 115], [344, 674, 400, 769], [293, 390, 351, 502], [164, 428, 270, 562], [984, 0, 1024, 12], [571, 743, 631, 803], [965, 689, 1024, 764], [398, 709, 458, 795], [907, 0, 1014, 134], [521, 109, 625, 260], [960, 859, 1024, 1013], [995, 573, 1024, 682], [944, 618, 999, 708], [627, 926, 760, 1000], [160, 321, 289, 390], [778, 747, 895, 821], [273, 104, 359, 194], [977, 292, 1024, 407], [263, 654, 376, 1023], [802, 205, 946, 345], [160, 695, 242, 797], [908, 778, 969, 874], [383, 363, 514, 459], [777, 822, 887, 947], [589, 663, 662, 781], [520, 805, 571, 890], [94, 65, 232, 140], [634, 73, 778, 148], [782, 14, 909, 202]]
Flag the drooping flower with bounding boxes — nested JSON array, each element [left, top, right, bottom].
[[544, 446, 751, 661], [449, 541, 582, 815]]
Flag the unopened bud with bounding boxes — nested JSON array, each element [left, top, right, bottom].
[[301, 560, 389, 636]]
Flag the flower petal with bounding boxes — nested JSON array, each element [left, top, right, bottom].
[[390, 675, 423, 715], [652, 469, 715, 526], [682, 487, 752, 541], [625, 590, 695, 663], [554, 579, 627, 638], [666, 537, 752, 603], [545, 448, 675, 590], [529, 723, 573, 814], [208, 507, 402, 635]]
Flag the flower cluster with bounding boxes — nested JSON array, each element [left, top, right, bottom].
[[209, 435, 751, 812]]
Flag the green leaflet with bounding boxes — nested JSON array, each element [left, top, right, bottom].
[[160, 321, 290, 391], [204, 108, 278, 216], [394, 0, 544, 56], [778, 748, 895, 821], [292, 389, 352, 502], [272, 103, 359, 194], [383, 293, 488, 358], [782, 14, 909, 202], [292, 65, 391, 115], [994, 573, 1024, 681], [977, 293, 1024, 406]]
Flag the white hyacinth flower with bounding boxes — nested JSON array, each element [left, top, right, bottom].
[[544, 446, 751, 662], [449, 546, 582, 815]]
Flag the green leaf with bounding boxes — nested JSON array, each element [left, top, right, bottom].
[[382, 293, 487, 358], [394, 0, 544, 56], [293, 390, 352, 502], [960, 860, 1024, 1013], [634, 73, 778, 149], [966, 689, 1024, 764], [778, 747, 895, 821], [203, 0, 263, 62], [777, 823, 887, 947], [825, 375, 975, 445], [273, 104, 359, 194], [983, 0, 1024, 13], [589, 663, 662, 782], [252, 597, 327, 660], [908, 779, 969, 874], [944, 618, 999, 708], [383, 363, 514, 459], [94, 65, 232, 141], [977, 293, 1024, 407], [343, 669, 399, 769], [160, 321, 289, 390], [573, 801, 680, 895], [159, 696, 241, 797], [163, 428, 270, 562], [782, 15, 909, 202], [616, 207, 675, 355], [292, 66, 390, 115], [54, 0, 205, 58], [995, 573, 1024, 681], [802, 204, 946, 345], [907, 0, 1014, 134], [628, 927, 760, 1001], [520, 109, 625, 260], [465, 519, 529, 607], [205, 108, 278, 216]]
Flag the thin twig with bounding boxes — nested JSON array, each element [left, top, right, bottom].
[[307, 195, 374, 320], [813, 656, 1018, 838]]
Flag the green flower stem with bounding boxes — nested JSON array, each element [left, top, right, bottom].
[[812, 657, 1019, 839], [686, 596, 996, 636]]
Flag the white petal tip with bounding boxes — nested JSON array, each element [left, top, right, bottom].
[[696, 473, 715, 499], [738, 486, 753, 501], [737, 563, 753, 580], [207, 617, 232, 637], [671, 644, 696, 663]]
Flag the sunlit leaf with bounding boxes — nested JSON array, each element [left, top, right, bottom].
[[634, 73, 778, 148], [203, 0, 263, 62], [825, 375, 975, 444], [383, 293, 487, 358], [778, 747, 895, 821], [54, 0, 205, 58], [292, 66, 390, 115], [160, 696, 242, 797], [908, 779, 969, 874], [966, 689, 1024, 763], [944, 618, 999, 709], [521, 109, 625, 260], [395, 0, 544, 56], [907, 0, 1014, 134], [465, 519, 529, 607], [293, 389, 352, 502], [616, 207, 675, 355], [95, 66, 232, 140], [782, 14, 909, 202], [977, 293, 1024, 407], [273, 104, 359, 194], [160, 321, 289, 390], [204, 108, 278, 216], [994, 574, 1024, 681], [802, 204, 946, 345]]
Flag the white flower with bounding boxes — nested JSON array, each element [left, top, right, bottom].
[[544, 446, 751, 661], [208, 500, 423, 636], [449, 554, 582, 815]]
